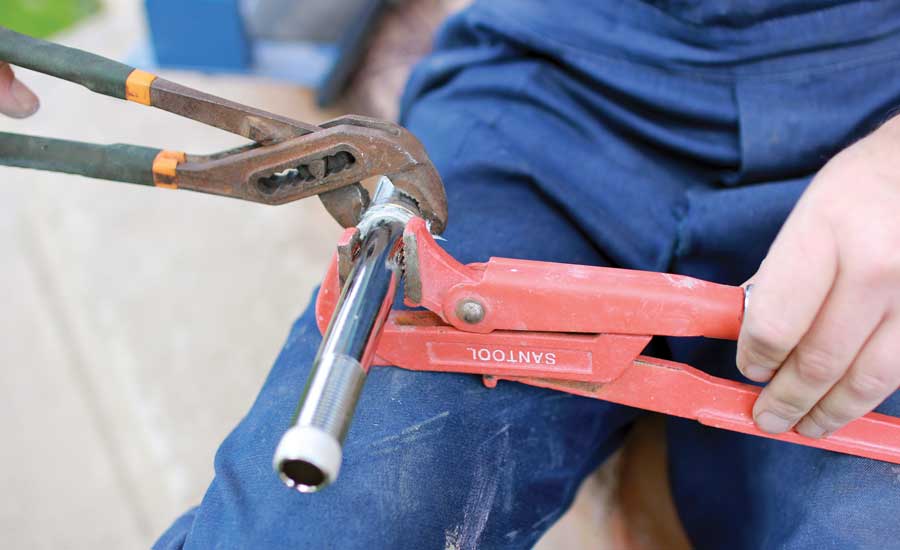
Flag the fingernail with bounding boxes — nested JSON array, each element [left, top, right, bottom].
[[743, 364, 774, 382], [9, 79, 39, 117], [795, 418, 828, 439], [755, 411, 792, 434]]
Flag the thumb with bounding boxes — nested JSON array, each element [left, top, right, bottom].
[[0, 62, 40, 118]]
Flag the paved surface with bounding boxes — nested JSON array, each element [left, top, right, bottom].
[[0, 2, 611, 548]]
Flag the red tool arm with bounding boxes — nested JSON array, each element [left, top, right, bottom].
[[403, 218, 743, 339], [316, 218, 900, 465]]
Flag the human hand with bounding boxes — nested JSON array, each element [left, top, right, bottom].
[[0, 62, 39, 118], [737, 116, 900, 439]]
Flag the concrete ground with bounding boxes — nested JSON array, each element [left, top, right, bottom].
[[0, 2, 611, 548]]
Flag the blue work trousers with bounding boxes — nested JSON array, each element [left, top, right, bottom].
[[157, 2, 900, 548]]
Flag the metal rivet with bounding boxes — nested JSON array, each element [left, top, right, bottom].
[[456, 299, 485, 324]]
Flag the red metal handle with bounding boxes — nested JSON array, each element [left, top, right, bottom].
[[495, 356, 900, 465]]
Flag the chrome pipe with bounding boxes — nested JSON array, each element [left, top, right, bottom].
[[274, 178, 415, 492]]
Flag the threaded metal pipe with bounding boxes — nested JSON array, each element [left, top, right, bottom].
[[274, 178, 415, 492]]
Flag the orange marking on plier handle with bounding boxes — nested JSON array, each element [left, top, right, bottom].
[[152, 150, 186, 189], [125, 69, 157, 106]]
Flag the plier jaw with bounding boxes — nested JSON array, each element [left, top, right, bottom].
[[171, 116, 447, 232]]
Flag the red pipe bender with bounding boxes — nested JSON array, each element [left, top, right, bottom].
[[316, 216, 900, 465]]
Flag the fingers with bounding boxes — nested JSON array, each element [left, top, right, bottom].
[[0, 62, 40, 118], [751, 276, 883, 433], [737, 201, 838, 382], [795, 313, 900, 438], [737, 126, 900, 439]]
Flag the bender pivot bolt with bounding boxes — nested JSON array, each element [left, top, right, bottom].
[[456, 299, 485, 324]]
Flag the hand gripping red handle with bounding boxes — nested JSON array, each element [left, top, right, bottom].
[[316, 218, 900, 464]]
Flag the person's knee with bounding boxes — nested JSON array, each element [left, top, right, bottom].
[[185, 301, 637, 548]]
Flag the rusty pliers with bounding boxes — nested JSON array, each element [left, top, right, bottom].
[[0, 27, 447, 232]]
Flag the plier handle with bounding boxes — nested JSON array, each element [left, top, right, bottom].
[[0, 27, 447, 232]]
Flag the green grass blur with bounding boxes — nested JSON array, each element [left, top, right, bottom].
[[0, 0, 101, 37]]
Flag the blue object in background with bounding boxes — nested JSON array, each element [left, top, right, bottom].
[[139, 0, 384, 104], [145, 0, 251, 71]]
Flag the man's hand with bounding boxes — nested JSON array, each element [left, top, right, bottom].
[[0, 62, 39, 118], [737, 116, 900, 438]]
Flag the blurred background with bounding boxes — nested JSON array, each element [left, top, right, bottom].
[[0, 1, 622, 547]]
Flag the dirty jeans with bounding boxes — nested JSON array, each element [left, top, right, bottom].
[[156, 1, 900, 548]]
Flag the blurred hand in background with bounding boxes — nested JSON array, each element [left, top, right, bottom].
[[0, 62, 39, 118]]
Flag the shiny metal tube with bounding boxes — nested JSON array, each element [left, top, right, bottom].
[[274, 179, 415, 492]]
